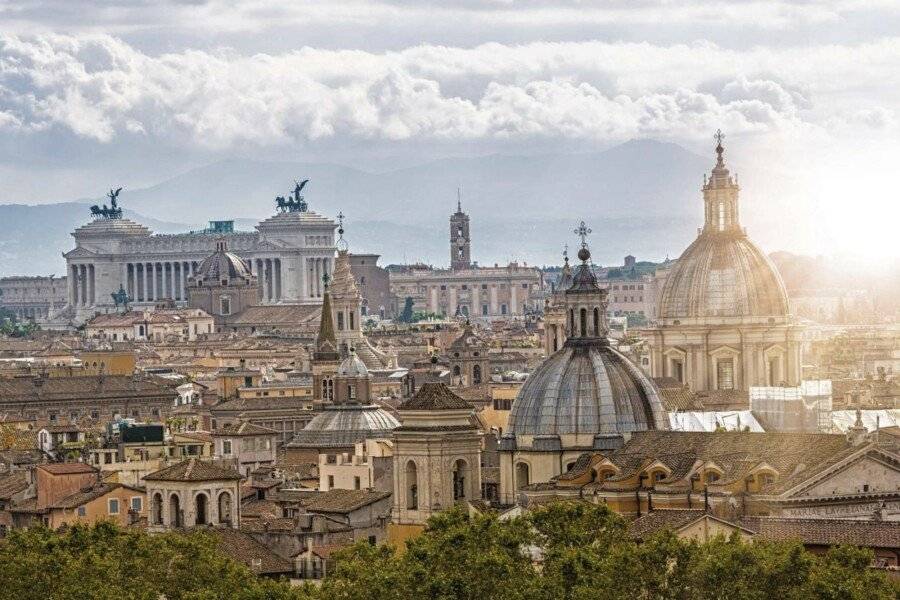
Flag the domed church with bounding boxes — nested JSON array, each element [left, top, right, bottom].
[[499, 226, 669, 504], [645, 132, 802, 397]]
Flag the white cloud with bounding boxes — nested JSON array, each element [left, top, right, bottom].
[[0, 34, 897, 151]]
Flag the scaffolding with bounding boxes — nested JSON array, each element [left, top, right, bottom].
[[750, 380, 833, 432]]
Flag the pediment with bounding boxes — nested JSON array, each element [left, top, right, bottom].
[[709, 345, 741, 357], [255, 239, 288, 251], [785, 448, 900, 499], [63, 247, 97, 259]]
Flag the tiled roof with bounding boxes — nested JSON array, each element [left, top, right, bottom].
[[38, 463, 96, 475], [400, 382, 472, 411], [0, 375, 177, 403], [739, 517, 900, 549], [211, 396, 313, 413], [242, 499, 280, 519], [0, 471, 28, 500], [51, 483, 141, 509], [213, 421, 278, 437], [628, 509, 707, 540], [240, 517, 297, 533], [302, 489, 391, 514], [207, 528, 294, 575], [227, 304, 320, 326], [144, 458, 242, 482], [652, 378, 704, 411]]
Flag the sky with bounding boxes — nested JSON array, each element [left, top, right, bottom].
[[1, 0, 899, 259]]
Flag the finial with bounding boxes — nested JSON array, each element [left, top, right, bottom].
[[336, 211, 348, 251], [322, 272, 331, 288], [714, 129, 725, 166], [457, 187, 462, 213], [563, 244, 569, 265], [573, 221, 592, 262]]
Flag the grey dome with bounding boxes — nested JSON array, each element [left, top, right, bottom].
[[658, 233, 789, 320], [338, 352, 369, 378], [287, 405, 399, 448], [194, 240, 253, 283], [507, 341, 668, 437]]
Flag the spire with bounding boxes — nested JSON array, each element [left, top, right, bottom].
[[330, 247, 360, 298], [564, 221, 608, 342], [336, 211, 348, 252], [714, 128, 725, 169], [314, 276, 340, 361], [457, 187, 462, 214]]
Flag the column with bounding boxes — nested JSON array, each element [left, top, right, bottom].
[[449, 286, 458, 317], [89, 265, 96, 306], [299, 257, 308, 302], [144, 264, 150, 302], [151, 263, 158, 301], [274, 259, 282, 301], [313, 259, 320, 297], [472, 284, 480, 318], [79, 265, 87, 306], [510, 283, 518, 315], [68, 265, 76, 307], [429, 286, 438, 313], [490, 285, 498, 315], [255, 259, 264, 301]]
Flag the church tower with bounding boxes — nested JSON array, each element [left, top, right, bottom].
[[311, 277, 341, 405], [450, 192, 471, 271]]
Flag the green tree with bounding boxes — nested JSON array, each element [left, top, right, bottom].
[[0, 522, 310, 600], [398, 297, 415, 323]]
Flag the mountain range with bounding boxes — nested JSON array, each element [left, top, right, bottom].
[[0, 140, 709, 277]]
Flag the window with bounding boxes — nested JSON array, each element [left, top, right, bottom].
[[77, 506, 86, 517], [348, 385, 356, 400], [108, 498, 120, 515], [717, 359, 735, 390], [131, 497, 143, 512], [354, 476, 361, 490], [220, 296, 231, 316], [222, 440, 232, 455], [482, 304, 488, 315], [481, 284, 487, 290], [521, 283, 528, 289], [501, 304, 508, 315], [337, 312, 345, 330], [328, 475, 335, 489], [349, 312, 355, 330]]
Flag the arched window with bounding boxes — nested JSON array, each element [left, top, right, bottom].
[[218, 491, 233, 524], [718, 202, 725, 230], [515, 462, 530, 490], [593, 307, 600, 336], [579, 308, 587, 337], [452, 459, 469, 500], [195, 493, 208, 526], [453, 365, 461, 377], [406, 461, 418, 509], [151, 493, 163, 525], [473, 365, 482, 384], [337, 312, 345, 331], [169, 493, 181, 527], [349, 312, 355, 330]]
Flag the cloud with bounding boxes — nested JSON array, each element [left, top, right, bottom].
[[0, 34, 897, 151]]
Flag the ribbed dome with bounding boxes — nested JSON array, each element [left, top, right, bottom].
[[287, 405, 399, 448], [657, 232, 789, 320], [194, 240, 253, 283], [338, 351, 369, 377], [507, 341, 669, 437]]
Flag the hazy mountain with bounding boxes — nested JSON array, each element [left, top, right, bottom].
[[0, 140, 709, 276]]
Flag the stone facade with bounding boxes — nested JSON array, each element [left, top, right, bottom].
[[62, 199, 337, 324], [348, 253, 392, 319], [0, 276, 68, 321], [144, 459, 242, 530], [390, 204, 544, 320]]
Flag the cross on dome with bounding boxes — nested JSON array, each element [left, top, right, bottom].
[[336, 211, 348, 251], [573, 221, 592, 262]]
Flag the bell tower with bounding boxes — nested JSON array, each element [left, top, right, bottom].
[[450, 190, 471, 271], [702, 129, 742, 234]]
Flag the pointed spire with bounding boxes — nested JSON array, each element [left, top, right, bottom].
[[456, 187, 462, 214], [314, 276, 340, 361]]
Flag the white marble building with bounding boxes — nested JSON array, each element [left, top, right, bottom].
[[62, 203, 337, 324]]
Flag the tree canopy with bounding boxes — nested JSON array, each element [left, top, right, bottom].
[[1, 504, 896, 600]]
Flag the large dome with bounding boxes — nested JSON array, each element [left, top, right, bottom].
[[287, 404, 399, 448], [657, 233, 790, 321], [194, 240, 253, 283], [507, 341, 669, 439]]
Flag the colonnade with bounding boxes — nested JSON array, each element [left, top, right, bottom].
[[69, 264, 96, 307], [125, 261, 198, 303]]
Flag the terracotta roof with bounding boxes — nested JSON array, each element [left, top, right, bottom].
[[0, 375, 176, 404], [739, 517, 900, 549], [652, 378, 704, 411], [51, 483, 142, 509], [227, 304, 320, 326], [400, 383, 471, 411], [213, 421, 278, 437], [38, 463, 97, 475], [211, 396, 314, 413], [242, 499, 280, 519], [240, 517, 297, 533], [144, 458, 242, 482], [302, 489, 391, 514], [629, 509, 707, 540], [0, 471, 28, 500], [207, 528, 294, 575]]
